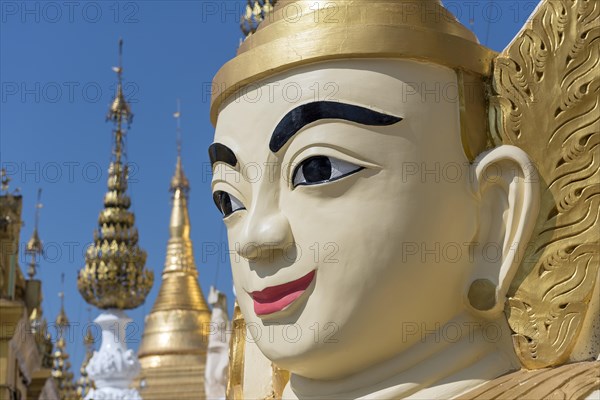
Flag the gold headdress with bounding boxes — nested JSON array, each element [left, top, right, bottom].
[[211, 0, 497, 159]]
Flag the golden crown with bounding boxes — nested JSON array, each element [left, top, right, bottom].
[[211, 0, 496, 125]]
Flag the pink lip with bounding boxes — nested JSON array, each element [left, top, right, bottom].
[[250, 270, 316, 316]]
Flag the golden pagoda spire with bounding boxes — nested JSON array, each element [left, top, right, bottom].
[[137, 103, 211, 398], [170, 99, 189, 193], [162, 103, 197, 276], [55, 284, 68, 333], [24, 188, 55, 369], [52, 274, 78, 400], [107, 38, 132, 156], [25, 188, 43, 279], [78, 39, 153, 310], [76, 307, 95, 398]]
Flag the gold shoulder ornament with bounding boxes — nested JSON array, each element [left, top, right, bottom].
[[489, 0, 599, 369]]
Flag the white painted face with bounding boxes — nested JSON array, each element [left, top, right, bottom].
[[211, 59, 480, 379]]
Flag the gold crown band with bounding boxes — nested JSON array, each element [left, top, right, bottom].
[[210, 0, 497, 127]]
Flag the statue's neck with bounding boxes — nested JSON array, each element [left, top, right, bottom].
[[284, 313, 520, 399]]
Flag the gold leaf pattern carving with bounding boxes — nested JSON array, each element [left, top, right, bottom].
[[490, 0, 599, 368]]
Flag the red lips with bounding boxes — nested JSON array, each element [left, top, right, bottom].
[[251, 270, 316, 316]]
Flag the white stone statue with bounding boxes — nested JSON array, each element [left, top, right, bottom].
[[204, 286, 230, 399], [208, 0, 600, 398], [85, 310, 142, 400]]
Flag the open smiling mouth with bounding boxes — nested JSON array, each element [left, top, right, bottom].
[[250, 270, 316, 316]]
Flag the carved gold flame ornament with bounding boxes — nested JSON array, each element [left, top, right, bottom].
[[491, 0, 600, 369]]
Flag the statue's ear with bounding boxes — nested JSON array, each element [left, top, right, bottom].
[[465, 145, 540, 318]]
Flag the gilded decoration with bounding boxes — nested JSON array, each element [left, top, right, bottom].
[[77, 40, 154, 310], [489, 0, 600, 369]]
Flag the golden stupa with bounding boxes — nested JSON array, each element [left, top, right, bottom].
[[137, 127, 211, 399]]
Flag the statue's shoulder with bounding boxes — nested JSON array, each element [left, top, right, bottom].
[[457, 360, 600, 400]]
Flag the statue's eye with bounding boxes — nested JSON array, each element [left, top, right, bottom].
[[213, 190, 245, 217], [292, 156, 363, 188]]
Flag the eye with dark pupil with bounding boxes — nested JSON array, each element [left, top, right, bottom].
[[213, 190, 244, 217], [219, 192, 233, 215], [302, 156, 332, 183]]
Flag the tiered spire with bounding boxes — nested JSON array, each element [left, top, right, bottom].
[[24, 189, 54, 368], [78, 39, 154, 309], [170, 100, 189, 193], [76, 308, 95, 398], [52, 274, 78, 400], [75, 39, 145, 400], [137, 104, 211, 399], [25, 188, 43, 279]]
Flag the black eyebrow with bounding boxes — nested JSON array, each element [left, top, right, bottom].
[[270, 101, 402, 153], [208, 143, 238, 168]]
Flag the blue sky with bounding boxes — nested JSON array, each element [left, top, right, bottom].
[[1, 0, 534, 380]]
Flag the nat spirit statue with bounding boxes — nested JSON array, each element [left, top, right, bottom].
[[208, 0, 600, 398]]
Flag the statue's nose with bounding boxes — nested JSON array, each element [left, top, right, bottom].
[[237, 211, 293, 261]]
